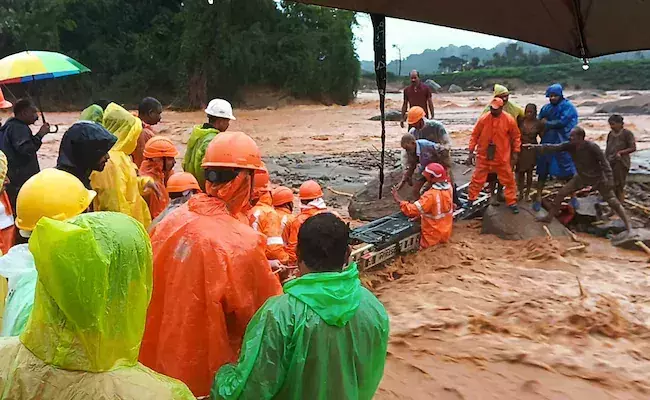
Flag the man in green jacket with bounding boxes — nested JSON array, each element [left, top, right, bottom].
[[183, 98, 235, 190], [212, 213, 390, 400]]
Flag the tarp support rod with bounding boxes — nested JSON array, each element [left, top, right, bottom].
[[371, 13, 387, 199]]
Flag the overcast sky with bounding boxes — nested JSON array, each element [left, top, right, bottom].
[[354, 15, 509, 62]]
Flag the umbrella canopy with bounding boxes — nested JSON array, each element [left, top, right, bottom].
[[288, 0, 650, 59], [0, 51, 90, 85]]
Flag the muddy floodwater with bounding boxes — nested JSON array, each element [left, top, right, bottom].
[[5, 89, 650, 398]]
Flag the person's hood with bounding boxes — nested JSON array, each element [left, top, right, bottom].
[[80, 105, 104, 124], [300, 197, 327, 211], [493, 84, 509, 96], [253, 190, 272, 207], [20, 212, 153, 372], [139, 158, 167, 183], [205, 170, 253, 217], [56, 122, 117, 182], [284, 263, 362, 327], [546, 83, 564, 98], [102, 103, 143, 155], [187, 124, 219, 152]]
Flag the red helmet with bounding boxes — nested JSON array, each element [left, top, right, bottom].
[[422, 163, 448, 183]]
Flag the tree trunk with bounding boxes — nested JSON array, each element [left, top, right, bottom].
[[187, 66, 207, 110]]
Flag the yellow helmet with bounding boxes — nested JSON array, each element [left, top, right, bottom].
[[16, 169, 97, 232]]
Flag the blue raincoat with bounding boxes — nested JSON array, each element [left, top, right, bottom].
[[537, 84, 577, 179]]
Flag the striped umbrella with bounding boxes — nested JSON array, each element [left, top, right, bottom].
[[0, 51, 90, 84], [0, 51, 90, 126]]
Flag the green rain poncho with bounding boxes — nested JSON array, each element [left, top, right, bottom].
[[0, 212, 194, 399], [80, 104, 104, 124], [183, 124, 219, 190], [212, 263, 390, 400]]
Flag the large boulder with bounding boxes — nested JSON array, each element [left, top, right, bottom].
[[482, 203, 568, 240], [448, 84, 463, 93], [369, 110, 402, 121], [567, 91, 605, 101], [424, 79, 442, 93], [594, 95, 650, 115], [348, 169, 415, 221], [611, 228, 650, 250]]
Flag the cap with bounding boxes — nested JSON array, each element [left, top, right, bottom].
[[490, 97, 504, 109]]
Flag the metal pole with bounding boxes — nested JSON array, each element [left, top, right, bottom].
[[371, 14, 386, 199]]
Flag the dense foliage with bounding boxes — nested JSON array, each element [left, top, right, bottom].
[[0, 0, 360, 108]]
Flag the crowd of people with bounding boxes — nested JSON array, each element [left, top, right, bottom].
[[396, 71, 636, 249], [0, 94, 389, 399]]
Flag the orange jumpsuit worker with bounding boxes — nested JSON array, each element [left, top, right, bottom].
[[140, 132, 283, 397], [285, 180, 329, 265], [467, 97, 521, 214], [139, 136, 179, 219], [249, 168, 289, 265], [272, 186, 296, 245], [392, 163, 454, 249], [0, 151, 14, 254]]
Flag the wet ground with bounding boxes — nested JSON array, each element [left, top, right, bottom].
[[4, 89, 650, 398]]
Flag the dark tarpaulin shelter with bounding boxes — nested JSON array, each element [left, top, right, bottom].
[[289, 0, 650, 197]]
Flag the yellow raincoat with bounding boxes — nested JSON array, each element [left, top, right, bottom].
[[91, 103, 153, 227], [483, 84, 525, 121], [0, 212, 194, 399]]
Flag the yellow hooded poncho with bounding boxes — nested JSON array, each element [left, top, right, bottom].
[[90, 103, 152, 227], [0, 212, 194, 399], [483, 84, 525, 120]]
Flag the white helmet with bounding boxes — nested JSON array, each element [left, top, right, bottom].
[[205, 98, 236, 120]]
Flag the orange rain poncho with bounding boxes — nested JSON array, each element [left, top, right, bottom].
[[139, 159, 171, 220], [285, 199, 329, 266], [249, 192, 289, 264], [276, 207, 295, 245], [90, 103, 153, 227], [140, 171, 283, 397], [468, 111, 521, 206], [400, 182, 454, 249], [0, 212, 194, 399]]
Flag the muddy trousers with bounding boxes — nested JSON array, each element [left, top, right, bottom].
[[468, 162, 517, 206]]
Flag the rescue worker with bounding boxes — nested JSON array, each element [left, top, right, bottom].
[[139, 136, 179, 219], [467, 98, 521, 214], [0, 169, 96, 337], [249, 168, 289, 265], [0, 99, 51, 211], [213, 213, 389, 400], [272, 186, 296, 244], [90, 103, 158, 228], [0, 212, 194, 399], [392, 163, 453, 249], [183, 99, 236, 189], [534, 83, 578, 210], [56, 121, 117, 190], [140, 131, 283, 397], [149, 172, 201, 231], [0, 89, 13, 127], [0, 152, 14, 254], [525, 127, 631, 231], [133, 97, 163, 168], [79, 104, 104, 124], [285, 180, 329, 265], [483, 84, 525, 122]]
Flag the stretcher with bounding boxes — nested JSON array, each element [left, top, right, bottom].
[[348, 183, 490, 270]]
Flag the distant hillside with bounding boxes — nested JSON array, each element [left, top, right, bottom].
[[361, 42, 650, 75]]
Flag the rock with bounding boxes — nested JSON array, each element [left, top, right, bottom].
[[629, 149, 650, 184], [482, 203, 568, 240], [620, 91, 642, 97], [594, 95, 650, 115], [369, 110, 402, 121], [578, 100, 599, 107], [611, 228, 650, 250], [424, 79, 442, 93], [349, 169, 414, 221], [448, 84, 463, 93], [567, 91, 606, 100]]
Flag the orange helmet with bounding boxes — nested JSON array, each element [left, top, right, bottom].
[[0, 89, 12, 109], [254, 167, 270, 190], [423, 163, 448, 183], [407, 106, 425, 125], [299, 180, 323, 200], [166, 172, 201, 193], [201, 131, 264, 170], [143, 136, 179, 158], [272, 186, 294, 206]]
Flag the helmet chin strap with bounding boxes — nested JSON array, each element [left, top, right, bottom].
[[248, 170, 255, 206]]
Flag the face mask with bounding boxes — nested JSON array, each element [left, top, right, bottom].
[[205, 170, 252, 216]]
